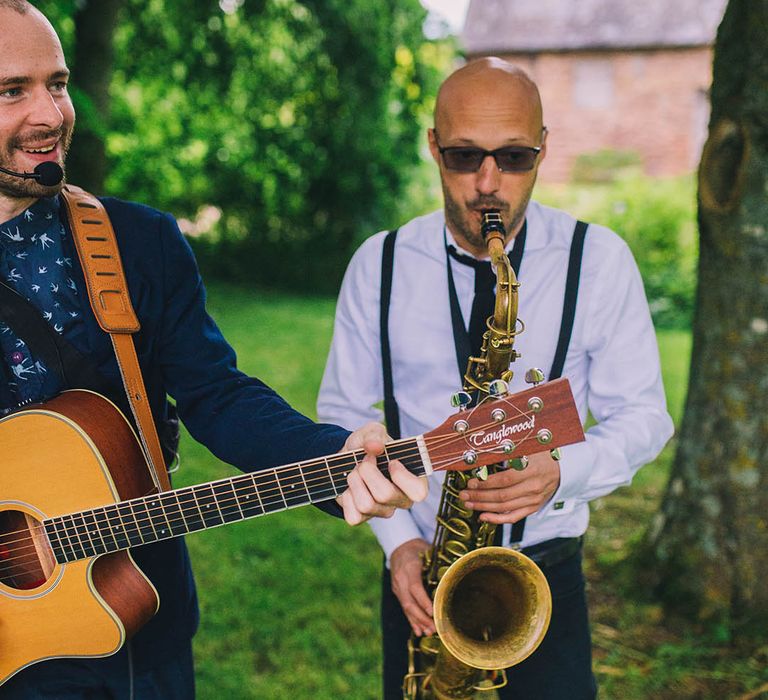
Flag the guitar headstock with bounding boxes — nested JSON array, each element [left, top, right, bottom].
[[423, 378, 584, 472]]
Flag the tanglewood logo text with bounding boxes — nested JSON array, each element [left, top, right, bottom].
[[469, 416, 536, 447]]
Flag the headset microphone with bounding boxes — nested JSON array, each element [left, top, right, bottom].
[[0, 161, 64, 187]]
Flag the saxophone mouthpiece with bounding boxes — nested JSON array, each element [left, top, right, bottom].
[[480, 210, 505, 240]]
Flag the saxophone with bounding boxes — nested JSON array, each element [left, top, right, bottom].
[[403, 211, 552, 700]]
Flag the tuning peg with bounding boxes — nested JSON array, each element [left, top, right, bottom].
[[451, 391, 472, 410], [462, 449, 478, 466], [487, 379, 509, 397], [474, 465, 489, 481], [550, 448, 562, 461], [525, 368, 545, 386]]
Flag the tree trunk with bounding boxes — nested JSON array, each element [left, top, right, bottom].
[[645, 0, 768, 631], [66, 0, 124, 194]]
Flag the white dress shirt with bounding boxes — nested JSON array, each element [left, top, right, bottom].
[[318, 201, 674, 564]]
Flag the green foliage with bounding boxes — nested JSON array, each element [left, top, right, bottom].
[[102, 0, 440, 292], [571, 148, 643, 184], [538, 175, 698, 329]]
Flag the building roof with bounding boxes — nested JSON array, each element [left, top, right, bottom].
[[462, 0, 728, 54]]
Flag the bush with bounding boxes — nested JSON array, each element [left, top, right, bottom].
[[571, 148, 643, 184], [538, 175, 698, 329]]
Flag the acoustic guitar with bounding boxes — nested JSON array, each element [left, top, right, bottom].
[[0, 378, 583, 684]]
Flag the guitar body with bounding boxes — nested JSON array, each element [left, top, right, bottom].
[[0, 391, 160, 685]]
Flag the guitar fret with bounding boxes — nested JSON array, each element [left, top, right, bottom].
[[61, 514, 87, 560], [233, 474, 264, 518], [276, 466, 308, 508], [178, 487, 205, 533], [253, 471, 284, 514], [130, 500, 157, 544], [195, 485, 224, 528], [145, 496, 172, 540], [82, 510, 108, 556], [304, 461, 336, 502], [322, 457, 340, 498], [71, 513, 95, 557], [43, 520, 67, 564], [168, 491, 192, 536], [328, 454, 352, 495], [58, 516, 79, 562], [297, 466, 312, 503], [212, 481, 243, 523], [104, 504, 131, 550], [117, 503, 144, 547], [91, 508, 118, 554], [158, 492, 188, 538]]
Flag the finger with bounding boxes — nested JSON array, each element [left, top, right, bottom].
[[466, 494, 542, 514], [411, 581, 434, 618], [343, 468, 396, 521], [460, 485, 521, 505], [388, 460, 428, 503], [477, 506, 536, 524], [401, 599, 435, 635], [343, 421, 389, 452], [357, 454, 412, 510], [465, 470, 521, 490]]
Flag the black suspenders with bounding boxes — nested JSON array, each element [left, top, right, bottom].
[[380, 228, 401, 440], [381, 220, 588, 429], [379, 219, 589, 540]]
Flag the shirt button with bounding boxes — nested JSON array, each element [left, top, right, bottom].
[[11, 351, 24, 364]]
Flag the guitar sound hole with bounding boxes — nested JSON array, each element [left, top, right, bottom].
[[0, 510, 50, 590]]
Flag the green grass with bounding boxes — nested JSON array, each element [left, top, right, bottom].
[[178, 282, 766, 699]]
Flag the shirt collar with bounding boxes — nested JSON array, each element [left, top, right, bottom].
[[0, 196, 60, 250]]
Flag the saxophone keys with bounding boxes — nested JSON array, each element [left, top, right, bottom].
[[444, 539, 469, 559], [441, 517, 473, 540]]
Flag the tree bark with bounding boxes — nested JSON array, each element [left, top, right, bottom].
[[66, 0, 124, 194], [645, 0, 768, 630]]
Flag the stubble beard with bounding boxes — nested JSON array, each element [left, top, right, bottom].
[[442, 181, 535, 255], [0, 127, 71, 200]]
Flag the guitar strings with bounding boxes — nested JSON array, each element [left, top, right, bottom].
[[0, 405, 541, 575], [1, 422, 536, 576], [0, 408, 540, 573]]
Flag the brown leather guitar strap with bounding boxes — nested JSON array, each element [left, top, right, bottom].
[[60, 185, 171, 492]]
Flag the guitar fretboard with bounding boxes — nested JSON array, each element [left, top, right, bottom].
[[43, 438, 427, 564]]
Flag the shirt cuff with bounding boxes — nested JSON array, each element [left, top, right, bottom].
[[542, 440, 595, 516], [368, 509, 424, 567]]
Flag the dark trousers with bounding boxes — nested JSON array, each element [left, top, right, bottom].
[[381, 548, 597, 700], [0, 640, 195, 700]]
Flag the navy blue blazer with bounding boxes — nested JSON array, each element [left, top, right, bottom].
[[61, 197, 350, 669]]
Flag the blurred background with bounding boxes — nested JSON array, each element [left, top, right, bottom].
[[33, 1, 768, 698]]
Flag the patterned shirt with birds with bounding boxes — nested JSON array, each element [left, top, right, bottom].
[[0, 196, 86, 414]]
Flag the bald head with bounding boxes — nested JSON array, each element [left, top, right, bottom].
[[0, 0, 33, 13], [434, 58, 543, 140]]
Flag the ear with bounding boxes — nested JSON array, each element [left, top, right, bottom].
[[428, 128, 441, 166], [538, 126, 549, 164]]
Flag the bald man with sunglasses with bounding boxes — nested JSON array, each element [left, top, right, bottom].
[[318, 58, 673, 699]]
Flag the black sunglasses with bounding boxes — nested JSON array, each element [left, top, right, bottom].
[[435, 134, 543, 173]]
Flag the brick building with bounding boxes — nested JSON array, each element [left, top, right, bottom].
[[462, 0, 728, 182]]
